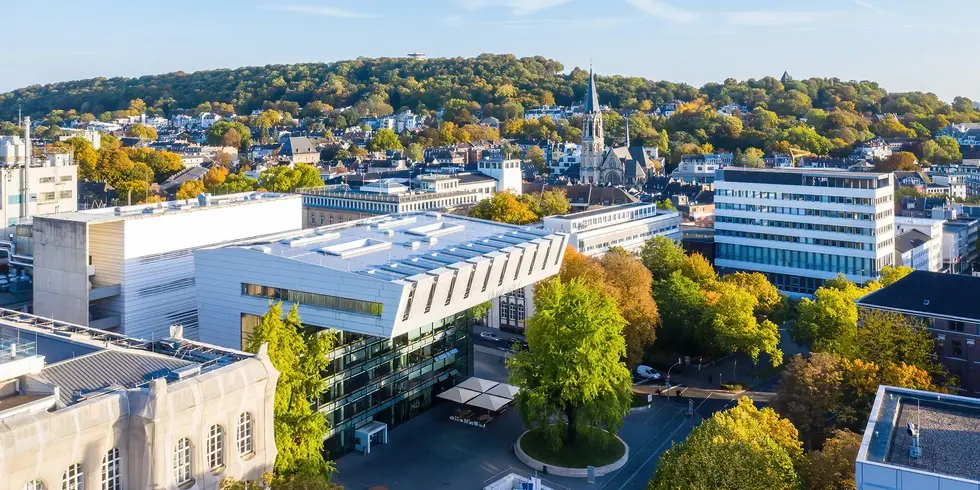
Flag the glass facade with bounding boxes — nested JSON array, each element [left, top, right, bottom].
[[242, 283, 383, 316], [240, 311, 474, 457], [717, 242, 890, 277]]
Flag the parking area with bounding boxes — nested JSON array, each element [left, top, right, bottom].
[[333, 350, 703, 490]]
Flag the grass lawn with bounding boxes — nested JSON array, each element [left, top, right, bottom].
[[520, 426, 626, 468]]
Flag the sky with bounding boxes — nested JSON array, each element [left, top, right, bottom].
[[2, 0, 977, 102]]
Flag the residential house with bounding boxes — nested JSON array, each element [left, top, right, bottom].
[[850, 136, 892, 162], [278, 137, 319, 164], [938, 123, 980, 146], [894, 229, 936, 271], [894, 216, 944, 272]]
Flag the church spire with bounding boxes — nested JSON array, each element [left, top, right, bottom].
[[585, 67, 600, 113]]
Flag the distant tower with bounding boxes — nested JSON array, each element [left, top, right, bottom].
[[579, 68, 605, 184]]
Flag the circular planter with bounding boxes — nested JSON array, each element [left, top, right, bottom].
[[514, 429, 629, 478]]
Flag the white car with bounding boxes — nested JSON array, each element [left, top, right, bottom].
[[636, 365, 662, 380], [480, 331, 501, 342]]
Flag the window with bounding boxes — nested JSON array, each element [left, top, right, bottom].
[[207, 425, 225, 471], [24, 481, 44, 490], [174, 438, 192, 486], [39, 176, 55, 183], [952, 340, 963, 358], [62, 464, 83, 490], [102, 448, 120, 490], [242, 283, 383, 316], [60, 175, 73, 182], [59, 190, 73, 199], [40, 192, 56, 202], [237, 413, 254, 456], [950, 321, 965, 332]]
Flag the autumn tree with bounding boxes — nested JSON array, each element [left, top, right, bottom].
[[405, 142, 424, 162], [708, 283, 782, 366], [367, 128, 403, 151], [773, 353, 843, 449], [65, 137, 98, 180], [206, 120, 252, 148], [259, 163, 324, 192], [538, 189, 571, 216], [799, 430, 861, 490], [875, 151, 919, 172], [470, 191, 537, 224], [244, 303, 338, 478], [126, 148, 184, 182], [650, 397, 803, 490], [525, 146, 547, 173], [176, 180, 206, 200], [126, 123, 158, 140], [508, 278, 632, 448]]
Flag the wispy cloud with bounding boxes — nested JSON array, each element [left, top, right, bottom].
[[624, 0, 701, 23], [263, 4, 374, 18], [853, 0, 887, 14], [727, 10, 836, 26], [626, 0, 835, 27], [493, 17, 627, 29], [457, 0, 573, 16]]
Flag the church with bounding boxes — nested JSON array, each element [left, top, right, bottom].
[[578, 69, 658, 187]]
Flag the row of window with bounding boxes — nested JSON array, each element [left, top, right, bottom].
[[24, 414, 254, 490], [581, 225, 678, 253], [801, 175, 889, 189], [716, 242, 893, 276], [716, 189, 890, 206], [716, 216, 887, 237], [569, 205, 658, 231], [716, 229, 878, 251], [242, 283, 384, 317], [717, 203, 893, 221]]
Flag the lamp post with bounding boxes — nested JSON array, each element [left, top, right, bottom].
[[666, 357, 682, 389]]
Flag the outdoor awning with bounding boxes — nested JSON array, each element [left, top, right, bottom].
[[436, 386, 480, 404], [457, 376, 499, 393], [486, 383, 520, 400], [466, 393, 511, 411]]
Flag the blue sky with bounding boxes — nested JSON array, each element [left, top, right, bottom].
[[2, 0, 977, 101]]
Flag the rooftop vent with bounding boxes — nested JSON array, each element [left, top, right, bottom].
[[318, 238, 392, 258], [169, 365, 202, 380], [281, 232, 340, 248], [404, 241, 421, 250], [251, 245, 272, 254], [376, 217, 417, 230], [406, 222, 465, 238], [198, 193, 212, 207]]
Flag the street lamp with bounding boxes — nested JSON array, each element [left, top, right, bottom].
[[666, 357, 682, 389]]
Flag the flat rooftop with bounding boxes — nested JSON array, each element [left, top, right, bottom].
[[547, 202, 654, 221], [856, 270, 980, 323], [862, 386, 980, 482], [0, 308, 251, 408], [38, 191, 297, 224], [225, 212, 558, 283]]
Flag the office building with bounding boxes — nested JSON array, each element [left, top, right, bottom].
[[943, 219, 979, 274], [855, 385, 980, 489], [33, 192, 302, 339], [193, 212, 567, 454], [300, 174, 498, 227], [714, 168, 896, 295], [541, 202, 681, 257], [894, 230, 936, 272], [894, 217, 944, 273], [0, 126, 79, 230], [857, 270, 980, 395], [0, 308, 277, 490]]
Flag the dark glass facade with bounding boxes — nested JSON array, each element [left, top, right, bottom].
[[241, 311, 474, 456]]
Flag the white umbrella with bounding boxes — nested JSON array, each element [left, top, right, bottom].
[[457, 376, 500, 393], [466, 393, 511, 411], [436, 386, 481, 404], [486, 383, 520, 400]]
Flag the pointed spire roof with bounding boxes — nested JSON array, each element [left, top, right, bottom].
[[585, 67, 600, 113]]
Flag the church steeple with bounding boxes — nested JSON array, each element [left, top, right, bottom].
[[585, 67, 600, 113]]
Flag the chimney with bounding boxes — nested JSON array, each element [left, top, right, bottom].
[[21, 117, 31, 220]]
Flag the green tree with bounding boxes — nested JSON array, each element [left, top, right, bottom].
[[720, 272, 783, 320], [127, 148, 184, 183], [259, 163, 324, 192], [653, 271, 709, 354], [640, 235, 686, 281], [206, 120, 252, 149], [921, 136, 962, 165], [525, 146, 547, 173], [650, 398, 803, 490], [799, 430, 861, 490], [709, 283, 782, 366], [877, 265, 913, 287], [773, 353, 843, 449], [244, 302, 337, 477], [508, 278, 632, 447], [470, 191, 538, 224], [367, 128, 403, 151], [405, 142, 424, 162], [791, 279, 866, 356], [537, 189, 570, 217], [656, 198, 677, 211]]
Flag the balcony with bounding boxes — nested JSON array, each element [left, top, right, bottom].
[[89, 284, 120, 301]]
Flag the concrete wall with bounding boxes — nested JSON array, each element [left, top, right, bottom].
[[0, 352, 278, 490], [32, 218, 89, 325]]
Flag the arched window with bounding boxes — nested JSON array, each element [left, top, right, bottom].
[[23, 481, 45, 490], [207, 425, 225, 470], [101, 448, 121, 490], [237, 412, 254, 455], [62, 464, 84, 490], [173, 438, 192, 486]]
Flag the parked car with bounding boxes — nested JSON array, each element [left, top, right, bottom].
[[636, 365, 662, 380], [480, 331, 501, 342], [505, 336, 523, 345]]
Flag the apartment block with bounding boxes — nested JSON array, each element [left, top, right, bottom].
[[714, 168, 896, 295]]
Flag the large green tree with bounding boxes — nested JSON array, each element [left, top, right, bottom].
[[508, 278, 633, 447], [259, 163, 324, 192], [650, 397, 803, 490], [640, 235, 687, 281], [244, 302, 337, 478], [367, 128, 403, 151]]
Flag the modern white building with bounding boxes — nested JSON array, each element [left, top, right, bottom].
[[58, 127, 102, 150], [0, 308, 278, 490], [541, 202, 681, 257], [476, 158, 523, 194], [193, 212, 567, 454], [32, 192, 302, 339], [669, 153, 734, 184], [714, 168, 896, 295], [0, 126, 79, 230], [894, 216, 944, 272], [856, 385, 980, 490], [300, 173, 498, 227]]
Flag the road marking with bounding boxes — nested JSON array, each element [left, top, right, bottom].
[[599, 408, 686, 490], [613, 416, 692, 490]]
